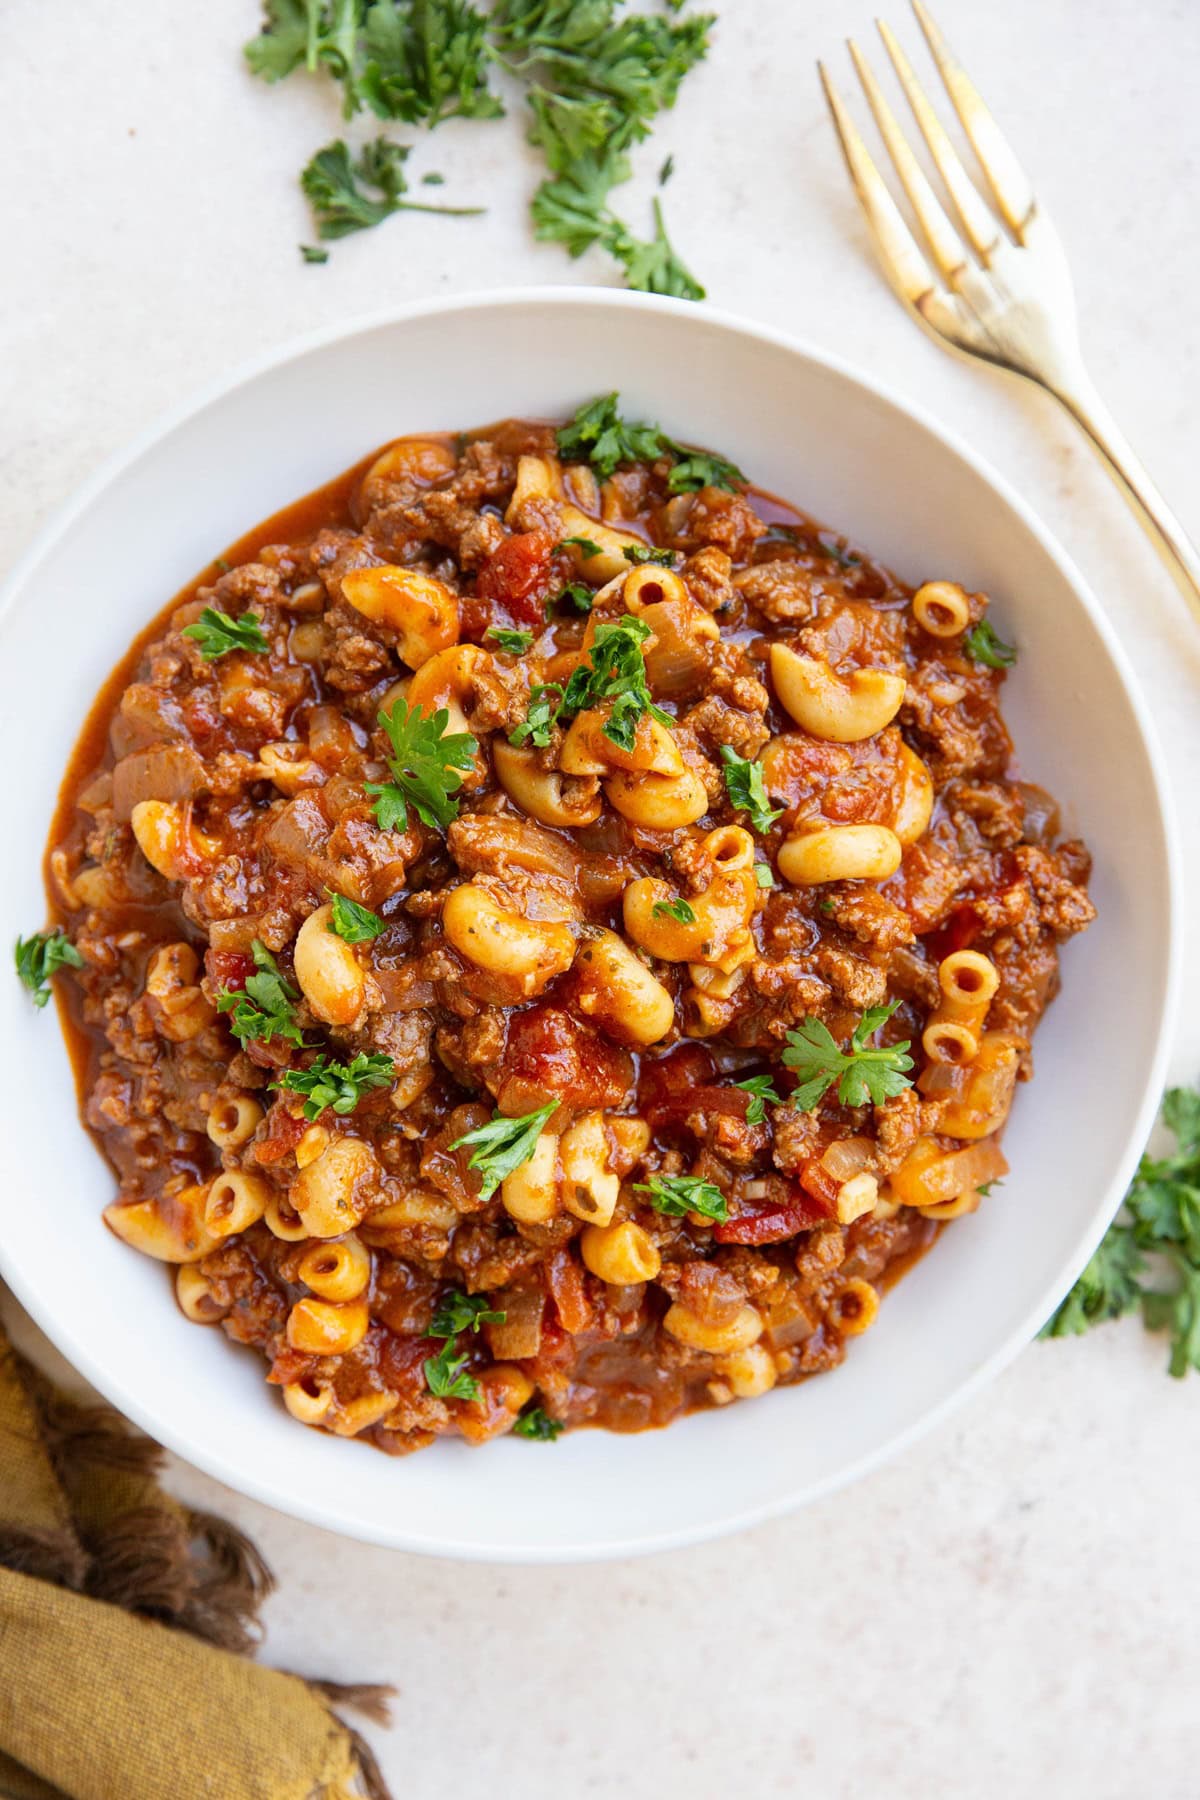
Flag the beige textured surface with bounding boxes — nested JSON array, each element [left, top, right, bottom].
[[2, 0, 1199, 1794]]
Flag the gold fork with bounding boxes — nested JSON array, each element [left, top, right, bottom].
[[820, 1, 1200, 625]]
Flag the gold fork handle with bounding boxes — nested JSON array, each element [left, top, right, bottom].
[[1043, 369, 1200, 627]]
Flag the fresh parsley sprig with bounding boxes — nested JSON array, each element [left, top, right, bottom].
[[556, 535, 603, 559], [962, 618, 1017, 669], [14, 930, 83, 1010], [719, 745, 781, 835], [509, 615, 672, 754], [273, 1051, 395, 1120], [733, 1073, 781, 1126], [327, 892, 387, 942], [556, 393, 745, 491], [301, 136, 483, 240], [1042, 1085, 1200, 1376], [423, 1341, 481, 1402], [487, 626, 535, 654], [450, 1100, 560, 1201], [782, 1000, 914, 1110], [653, 896, 695, 925], [216, 940, 308, 1049], [182, 607, 270, 660], [426, 1289, 506, 1337], [366, 697, 478, 832], [635, 1172, 728, 1222]]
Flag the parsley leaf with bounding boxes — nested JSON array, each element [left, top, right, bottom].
[[635, 1172, 728, 1222], [273, 1051, 395, 1120], [182, 607, 269, 660], [217, 940, 308, 1048], [962, 618, 1017, 669], [366, 697, 478, 832], [719, 745, 781, 835], [301, 136, 483, 240], [508, 682, 564, 749], [556, 535, 603, 558], [327, 891, 387, 942], [426, 1289, 506, 1337], [300, 243, 330, 264], [733, 1073, 781, 1126], [513, 1405, 563, 1440], [495, 3, 712, 297], [1042, 1083, 1200, 1375], [487, 626, 534, 654], [1040, 1229, 1145, 1339], [509, 615, 670, 753], [554, 583, 594, 613], [423, 1340, 481, 1401], [781, 1000, 914, 1110], [653, 896, 695, 924], [557, 393, 667, 480], [754, 864, 774, 890], [14, 930, 83, 1009], [556, 392, 744, 490], [719, 741, 784, 831], [623, 543, 675, 568], [357, 0, 503, 125], [244, 0, 360, 83], [451, 1100, 560, 1201]]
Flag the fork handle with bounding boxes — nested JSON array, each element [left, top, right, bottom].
[[1044, 368, 1200, 627]]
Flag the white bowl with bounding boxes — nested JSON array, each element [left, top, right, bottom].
[[0, 290, 1179, 1561]]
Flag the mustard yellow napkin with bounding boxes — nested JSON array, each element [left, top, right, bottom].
[[0, 1327, 392, 1800]]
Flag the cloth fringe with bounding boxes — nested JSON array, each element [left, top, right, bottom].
[[0, 1525, 86, 1591]]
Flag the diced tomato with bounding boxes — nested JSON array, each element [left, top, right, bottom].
[[644, 1083, 752, 1130], [497, 1004, 633, 1115], [475, 530, 556, 626], [252, 1102, 308, 1165], [637, 1044, 719, 1116], [713, 1190, 835, 1245], [205, 948, 253, 991]]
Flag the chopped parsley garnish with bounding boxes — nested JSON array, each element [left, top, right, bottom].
[[326, 891, 386, 942], [366, 697, 477, 832], [495, 4, 712, 297], [1042, 1085, 1200, 1376], [300, 243, 330, 264], [355, 0, 504, 126], [733, 1074, 781, 1126], [486, 626, 534, 654], [782, 1000, 914, 1110], [635, 1172, 728, 1222], [426, 1289, 506, 1338], [819, 536, 862, 570], [182, 607, 269, 660], [510, 615, 671, 754], [719, 745, 782, 835], [556, 393, 745, 490], [555, 583, 594, 613], [216, 940, 307, 1049], [623, 544, 676, 568], [659, 153, 674, 185], [653, 896, 695, 925], [962, 618, 1017, 669], [513, 1405, 563, 1441], [245, 2, 710, 295], [754, 864, 774, 889], [300, 137, 482, 242], [450, 1100, 560, 1201], [423, 1341, 481, 1402], [508, 683, 564, 750], [14, 930, 82, 1009], [556, 535, 604, 559], [273, 1051, 395, 1120]]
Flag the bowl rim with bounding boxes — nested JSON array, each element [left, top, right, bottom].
[[0, 286, 1181, 1559]]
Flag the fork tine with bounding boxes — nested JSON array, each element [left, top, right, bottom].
[[911, 0, 1036, 238], [847, 36, 970, 283], [875, 20, 1001, 262], [818, 62, 939, 315]]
